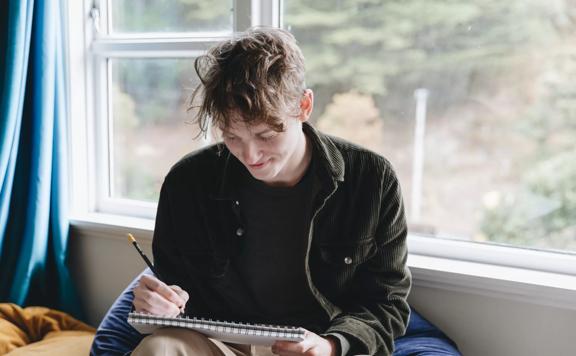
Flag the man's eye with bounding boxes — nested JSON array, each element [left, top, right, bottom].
[[260, 133, 278, 141]]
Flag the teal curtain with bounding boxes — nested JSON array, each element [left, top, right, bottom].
[[0, 0, 81, 318]]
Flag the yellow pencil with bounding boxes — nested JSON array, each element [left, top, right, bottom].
[[127, 233, 161, 279]]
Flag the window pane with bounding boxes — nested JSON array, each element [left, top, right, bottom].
[[110, 58, 205, 202], [109, 0, 233, 34], [284, 0, 576, 252]]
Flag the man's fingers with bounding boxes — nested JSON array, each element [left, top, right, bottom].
[[133, 275, 185, 316], [271, 350, 308, 356], [170, 285, 189, 304], [139, 275, 186, 307], [272, 342, 309, 355], [133, 287, 181, 316], [169, 285, 189, 313], [271, 329, 330, 356], [272, 331, 315, 355]]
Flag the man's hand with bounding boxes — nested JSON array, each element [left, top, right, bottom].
[[271, 330, 339, 356], [132, 274, 189, 317]]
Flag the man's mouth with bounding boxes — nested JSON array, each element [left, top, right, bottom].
[[248, 160, 268, 169]]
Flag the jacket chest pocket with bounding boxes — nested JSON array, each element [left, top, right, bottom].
[[312, 238, 378, 298], [318, 238, 377, 267]]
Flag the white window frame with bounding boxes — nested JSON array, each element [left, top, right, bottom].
[[69, 0, 279, 220], [66, 0, 576, 302]]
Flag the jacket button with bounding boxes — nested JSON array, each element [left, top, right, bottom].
[[344, 257, 353, 265], [235, 200, 240, 206], [236, 227, 244, 237]]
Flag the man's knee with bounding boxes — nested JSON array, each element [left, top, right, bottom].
[[133, 328, 220, 356]]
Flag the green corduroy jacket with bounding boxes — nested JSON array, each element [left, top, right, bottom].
[[152, 122, 412, 355]]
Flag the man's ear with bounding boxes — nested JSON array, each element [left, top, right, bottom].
[[299, 89, 314, 122]]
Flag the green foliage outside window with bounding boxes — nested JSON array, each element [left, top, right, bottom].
[[285, 0, 576, 251]]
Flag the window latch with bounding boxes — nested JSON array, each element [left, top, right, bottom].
[[89, 3, 101, 34]]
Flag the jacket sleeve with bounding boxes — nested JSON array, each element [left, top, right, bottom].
[[151, 174, 218, 317], [152, 177, 190, 287], [324, 164, 412, 355]]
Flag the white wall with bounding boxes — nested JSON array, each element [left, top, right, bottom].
[[409, 286, 575, 356], [70, 228, 576, 356], [70, 225, 153, 326]]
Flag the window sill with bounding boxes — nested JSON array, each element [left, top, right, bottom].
[[70, 213, 154, 240], [70, 214, 576, 310], [409, 254, 576, 311]]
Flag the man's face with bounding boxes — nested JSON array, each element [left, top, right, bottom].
[[220, 116, 306, 186], [220, 90, 314, 186]]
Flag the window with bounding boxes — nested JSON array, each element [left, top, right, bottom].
[[109, 58, 202, 202], [109, 1, 233, 34], [75, 0, 269, 217], [70, 0, 576, 263], [283, 0, 576, 254]]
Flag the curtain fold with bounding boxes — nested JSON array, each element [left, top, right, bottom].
[[0, 0, 82, 319]]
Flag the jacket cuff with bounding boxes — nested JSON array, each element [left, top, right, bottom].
[[322, 332, 351, 356], [325, 316, 396, 355]]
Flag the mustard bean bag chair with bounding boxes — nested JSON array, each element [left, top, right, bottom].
[[0, 303, 95, 356]]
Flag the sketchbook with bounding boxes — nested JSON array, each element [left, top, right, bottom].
[[127, 312, 306, 346]]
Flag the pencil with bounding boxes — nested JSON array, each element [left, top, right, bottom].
[[127, 233, 161, 279]]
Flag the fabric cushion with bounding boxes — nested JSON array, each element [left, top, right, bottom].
[[393, 310, 461, 356], [0, 303, 95, 355], [5, 330, 94, 356]]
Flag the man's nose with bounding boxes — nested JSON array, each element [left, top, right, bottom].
[[243, 141, 262, 164]]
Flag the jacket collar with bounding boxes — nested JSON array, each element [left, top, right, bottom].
[[211, 145, 243, 201], [211, 122, 345, 201], [303, 122, 345, 183]]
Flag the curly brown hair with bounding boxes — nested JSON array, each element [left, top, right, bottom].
[[189, 28, 306, 135]]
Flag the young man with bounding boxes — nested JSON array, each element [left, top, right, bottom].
[[129, 28, 411, 356]]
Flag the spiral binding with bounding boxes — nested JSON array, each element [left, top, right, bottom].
[[128, 312, 306, 340]]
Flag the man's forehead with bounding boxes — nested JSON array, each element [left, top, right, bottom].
[[219, 120, 277, 134]]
